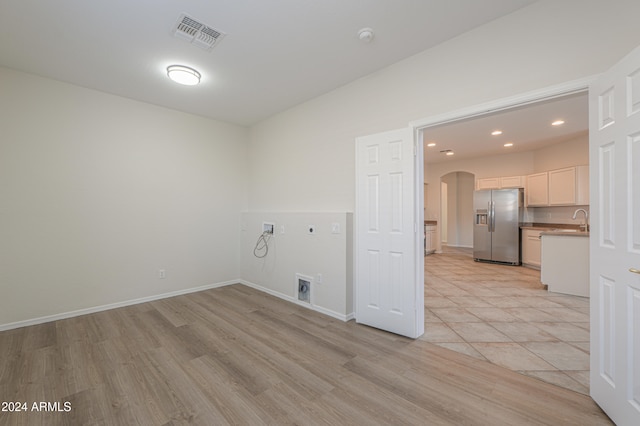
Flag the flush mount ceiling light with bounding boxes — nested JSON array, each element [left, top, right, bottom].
[[440, 149, 454, 156], [491, 130, 503, 136], [167, 65, 201, 85], [427, 142, 437, 147], [358, 27, 374, 43], [504, 143, 514, 147], [552, 119, 565, 126]]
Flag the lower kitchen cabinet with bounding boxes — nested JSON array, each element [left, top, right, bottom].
[[424, 224, 436, 255], [521, 229, 543, 268]]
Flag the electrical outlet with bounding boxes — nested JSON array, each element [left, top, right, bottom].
[[331, 223, 341, 234], [316, 273, 323, 284], [159, 269, 166, 279]]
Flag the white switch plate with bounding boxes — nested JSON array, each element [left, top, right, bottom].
[[331, 223, 340, 234]]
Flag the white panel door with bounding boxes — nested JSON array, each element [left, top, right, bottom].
[[355, 128, 424, 339], [590, 44, 640, 425]]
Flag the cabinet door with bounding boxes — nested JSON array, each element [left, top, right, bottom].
[[526, 172, 549, 206], [548, 167, 576, 205], [476, 178, 500, 190], [521, 230, 542, 267], [500, 175, 524, 188]]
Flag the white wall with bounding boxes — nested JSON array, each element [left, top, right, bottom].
[[0, 67, 248, 328], [247, 0, 640, 300], [440, 172, 474, 248], [533, 132, 589, 172], [239, 212, 352, 319], [248, 0, 640, 212]]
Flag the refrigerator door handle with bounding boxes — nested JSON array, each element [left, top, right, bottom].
[[487, 202, 492, 232], [490, 201, 496, 233]]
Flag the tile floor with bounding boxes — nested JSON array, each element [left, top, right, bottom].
[[423, 246, 591, 395]]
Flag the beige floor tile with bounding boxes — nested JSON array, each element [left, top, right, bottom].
[[424, 308, 443, 323], [503, 307, 559, 322], [431, 308, 482, 323], [432, 342, 487, 361], [513, 297, 566, 308], [448, 322, 512, 342], [421, 323, 464, 343], [447, 296, 494, 308], [424, 297, 458, 308], [565, 370, 590, 389], [522, 342, 590, 370], [465, 307, 520, 322], [470, 342, 556, 371], [534, 322, 590, 342], [481, 296, 528, 308], [538, 308, 589, 322], [489, 322, 558, 342], [425, 250, 591, 394], [568, 341, 590, 354]]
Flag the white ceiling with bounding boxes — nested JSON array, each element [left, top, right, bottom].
[[423, 92, 589, 164], [0, 0, 536, 126]]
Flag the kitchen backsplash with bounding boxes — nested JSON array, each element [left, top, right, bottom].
[[528, 206, 590, 225]]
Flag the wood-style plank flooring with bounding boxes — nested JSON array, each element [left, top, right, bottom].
[[0, 284, 611, 425]]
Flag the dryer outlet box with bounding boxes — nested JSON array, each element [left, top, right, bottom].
[[296, 273, 312, 304]]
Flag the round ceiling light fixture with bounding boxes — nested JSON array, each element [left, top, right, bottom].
[[358, 27, 374, 43], [167, 65, 201, 86]]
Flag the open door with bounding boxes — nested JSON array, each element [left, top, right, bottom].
[[590, 44, 640, 425], [355, 128, 424, 339]]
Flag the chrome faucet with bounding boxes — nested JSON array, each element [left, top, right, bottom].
[[572, 208, 589, 232]]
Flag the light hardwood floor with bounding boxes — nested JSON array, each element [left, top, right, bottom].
[[0, 284, 611, 425]]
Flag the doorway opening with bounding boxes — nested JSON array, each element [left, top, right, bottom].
[[417, 81, 591, 394]]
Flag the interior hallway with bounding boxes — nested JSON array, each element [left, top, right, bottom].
[[423, 247, 590, 395]]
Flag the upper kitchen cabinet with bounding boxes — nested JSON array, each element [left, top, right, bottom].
[[476, 175, 524, 190], [548, 165, 589, 206], [526, 172, 549, 206], [526, 165, 589, 207]]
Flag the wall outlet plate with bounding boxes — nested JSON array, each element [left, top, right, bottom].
[[262, 222, 275, 234]]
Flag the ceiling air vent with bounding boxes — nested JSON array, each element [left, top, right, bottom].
[[172, 13, 226, 51]]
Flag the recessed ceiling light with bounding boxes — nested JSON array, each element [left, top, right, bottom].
[[167, 65, 201, 85], [446, 151, 455, 156], [427, 142, 436, 147], [552, 120, 565, 126], [491, 130, 503, 136], [504, 143, 514, 147]]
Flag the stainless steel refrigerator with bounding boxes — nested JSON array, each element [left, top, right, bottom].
[[473, 188, 523, 265]]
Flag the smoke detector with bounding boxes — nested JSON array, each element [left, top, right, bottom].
[[172, 13, 226, 51], [358, 27, 374, 43]]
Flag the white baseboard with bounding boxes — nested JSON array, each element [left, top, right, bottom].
[[1, 279, 354, 332], [239, 280, 352, 322], [0, 280, 237, 332]]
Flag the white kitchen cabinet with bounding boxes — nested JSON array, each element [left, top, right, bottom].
[[500, 175, 525, 188], [526, 172, 549, 207], [521, 229, 543, 268], [541, 234, 589, 297], [548, 165, 589, 206], [424, 224, 436, 255], [476, 175, 524, 190], [476, 177, 501, 190]]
